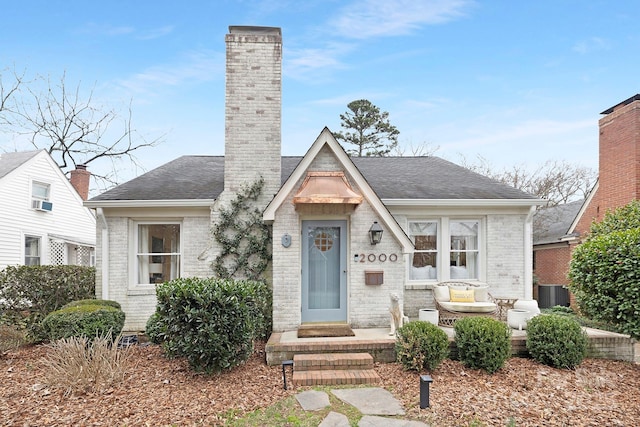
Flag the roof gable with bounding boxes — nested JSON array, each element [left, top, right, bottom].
[[0, 150, 42, 180], [264, 127, 414, 252]]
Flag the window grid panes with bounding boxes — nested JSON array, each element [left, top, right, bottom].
[[409, 221, 438, 280], [450, 220, 479, 280], [137, 224, 181, 285], [25, 236, 41, 265]]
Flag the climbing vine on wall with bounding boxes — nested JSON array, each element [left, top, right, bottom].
[[211, 178, 271, 281]]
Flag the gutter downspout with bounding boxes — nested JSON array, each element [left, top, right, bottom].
[[97, 208, 109, 300], [523, 205, 536, 300]]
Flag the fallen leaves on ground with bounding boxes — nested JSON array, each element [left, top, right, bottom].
[[2, 342, 639, 426]]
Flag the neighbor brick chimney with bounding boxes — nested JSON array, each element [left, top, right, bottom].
[[69, 164, 90, 201], [223, 26, 282, 206], [596, 94, 640, 217]]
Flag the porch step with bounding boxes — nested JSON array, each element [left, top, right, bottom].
[[291, 353, 380, 386]]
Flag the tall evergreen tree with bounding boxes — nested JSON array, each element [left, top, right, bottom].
[[334, 99, 399, 156]]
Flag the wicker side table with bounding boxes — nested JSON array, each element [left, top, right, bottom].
[[493, 297, 518, 321]]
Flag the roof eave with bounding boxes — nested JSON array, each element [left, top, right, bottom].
[[84, 199, 215, 208], [381, 198, 545, 207]]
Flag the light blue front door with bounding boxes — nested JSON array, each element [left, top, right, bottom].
[[301, 220, 347, 323]]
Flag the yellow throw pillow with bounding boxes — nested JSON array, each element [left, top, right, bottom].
[[449, 289, 475, 303]]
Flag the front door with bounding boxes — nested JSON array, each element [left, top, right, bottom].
[[301, 220, 347, 323]]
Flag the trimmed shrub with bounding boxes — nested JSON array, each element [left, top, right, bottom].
[[569, 227, 640, 339], [0, 265, 95, 340], [395, 321, 449, 372], [454, 317, 511, 373], [154, 277, 272, 373], [63, 299, 122, 310], [526, 314, 587, 369], [41, 303, 125, 342], [145, 312, 166, 344]]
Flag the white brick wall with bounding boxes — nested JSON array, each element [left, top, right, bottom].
[[97, 212, 211, 331], [486, 213, 528, 298], [271, 146, 406, 331]]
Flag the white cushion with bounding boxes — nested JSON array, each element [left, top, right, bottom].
[[473, 286, 489, 302], [439, 301, 497, 313], [433, 285, 450, 302], [450, 266, 468, 279]]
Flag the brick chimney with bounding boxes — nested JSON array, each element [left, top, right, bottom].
[[223, 26, 282, 206], [70, 164, 90, 201], [596, 94, 640, 217]]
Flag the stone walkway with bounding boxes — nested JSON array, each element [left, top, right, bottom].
[[295, 388, 429, 426]]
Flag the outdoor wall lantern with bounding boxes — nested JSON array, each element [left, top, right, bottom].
[[369, 221, 383, 245]]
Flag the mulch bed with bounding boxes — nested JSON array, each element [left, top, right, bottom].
[[2, 342, 639, 426]]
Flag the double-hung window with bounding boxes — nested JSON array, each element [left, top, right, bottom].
[[408, 218, 481, 281], [25, 236, 41, 265], [449, 220, 479, 280], [136, 223, 181, 285], [409, 221, 438, 280]]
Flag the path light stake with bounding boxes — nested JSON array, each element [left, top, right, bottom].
[[420, 375, 433, 409], [282, 360, 293, 390]]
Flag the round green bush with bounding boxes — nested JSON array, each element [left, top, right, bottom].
[[526, 314, 587, 369], [145, 312, 166, 344], [62, 299, 122, 310], [454, 317, 511, 373], [155, 277, 273, 373], [41, 304, 125, 342], [395, 321, 449, 372]]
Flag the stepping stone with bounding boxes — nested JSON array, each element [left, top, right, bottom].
[[331, 388, 405, 416], [295, 390, 330, 411], [319, 411, 350, 427], [359, 415, 429, 427]]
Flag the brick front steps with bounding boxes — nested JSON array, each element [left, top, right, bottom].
[[292, 353, 381, 386]]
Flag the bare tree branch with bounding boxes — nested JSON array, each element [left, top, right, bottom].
[[459, 154, 596, 206], [2, 71, 163, 193]]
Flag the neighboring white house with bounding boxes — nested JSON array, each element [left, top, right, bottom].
[[0, 150, 96, 269], [86, 26, 542, 332]]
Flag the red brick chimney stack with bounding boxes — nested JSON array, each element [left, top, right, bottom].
[[70, 164, 90, 201], [596, 94, 640, 219]]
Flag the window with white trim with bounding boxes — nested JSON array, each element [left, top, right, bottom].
[[449, 220, 479, 280], [135, 223, 181, 285], [409, 221, 438, 280], [408, 218, 481, 281], [25, 236, 41, 265]]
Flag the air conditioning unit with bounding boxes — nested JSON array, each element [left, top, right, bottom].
[[32, 199, 53, 212]]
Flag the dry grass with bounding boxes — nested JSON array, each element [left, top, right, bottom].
[[0, 324, 28, 356], [41, 334, 133, 396]]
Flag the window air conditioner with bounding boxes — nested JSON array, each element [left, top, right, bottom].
[[32, 199, 53, 212]]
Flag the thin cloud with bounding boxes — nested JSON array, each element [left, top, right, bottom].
[[331, 0, 474, 39], [573, 37, 610, 54], [285, 42, 355, 82], [116, 49, 224, 97], [137, 25, 175, 40]]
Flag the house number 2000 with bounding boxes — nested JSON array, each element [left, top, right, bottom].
[[357, 253, 398, 263]]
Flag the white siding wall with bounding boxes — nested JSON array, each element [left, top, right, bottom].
[[0, 152, 95, 269]]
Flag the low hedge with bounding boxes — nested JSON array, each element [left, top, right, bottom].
[[41, 303, 125, 342], [526, 314, 587, 369], [395, 321, 449, 372], [63, 299, 122, 310], [153, 277, 272, 373], [0, 265, 95, 340], [454, 316, 511, 374]]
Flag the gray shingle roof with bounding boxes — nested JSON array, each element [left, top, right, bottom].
[[533, 200, 584, 245], [90, 155, 536, 202], [0, 150, 41, 180]]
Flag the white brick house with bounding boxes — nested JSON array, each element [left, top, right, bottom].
[[86, 26, 541, 332]]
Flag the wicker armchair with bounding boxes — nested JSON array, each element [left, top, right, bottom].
[[432, 281, 498, 327]]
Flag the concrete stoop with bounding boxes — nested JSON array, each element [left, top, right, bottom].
[[292, 353, 381, 386]]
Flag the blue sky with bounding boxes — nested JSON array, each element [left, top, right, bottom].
[[2, 0, 639, 186]]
